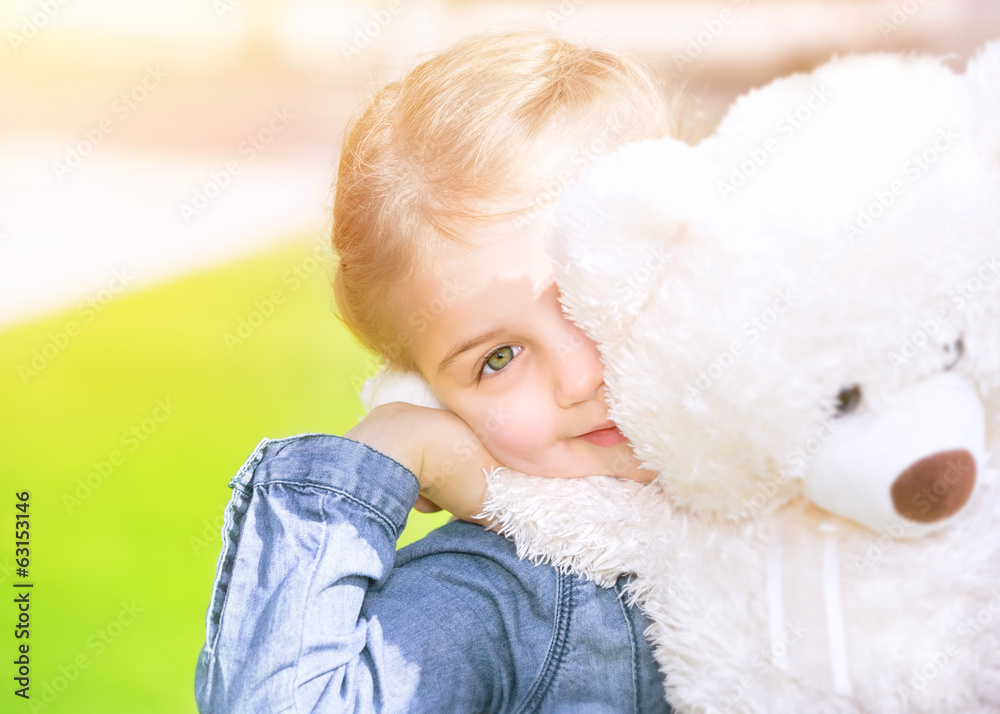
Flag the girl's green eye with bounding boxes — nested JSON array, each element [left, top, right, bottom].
[[483, 346, 520, 375]]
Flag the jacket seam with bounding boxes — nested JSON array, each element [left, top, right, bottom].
[[615, 580, 641, 714], [264, 433, 416, 486], [202, 485, 250, 659], [229, 437, 270, 492], [515, 571, 572, 713], [289, 491, 336, 714], [201, 478, 401, 707]]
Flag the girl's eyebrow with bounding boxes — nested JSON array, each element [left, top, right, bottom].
[[437, 328, 504, 374]]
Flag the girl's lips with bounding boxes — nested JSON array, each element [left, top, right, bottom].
[[578, 425, 627, 447]]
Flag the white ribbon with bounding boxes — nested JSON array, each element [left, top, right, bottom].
[[766, 522, 789, 672], [820, 519, 852, 696]]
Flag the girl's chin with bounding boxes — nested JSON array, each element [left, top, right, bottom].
[[624, 467, 658, 483]]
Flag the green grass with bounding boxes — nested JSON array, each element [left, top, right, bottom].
[[0, 238, 449, 713]]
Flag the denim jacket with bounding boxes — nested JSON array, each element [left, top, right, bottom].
[[194, 433, 668, 713]]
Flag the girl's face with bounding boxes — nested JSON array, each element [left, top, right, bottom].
[[405, 212, 655, 483]]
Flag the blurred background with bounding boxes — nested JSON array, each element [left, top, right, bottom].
[[1, 0, 998, 710]]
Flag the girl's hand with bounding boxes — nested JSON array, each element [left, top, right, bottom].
[[345, 402, 499, 524]]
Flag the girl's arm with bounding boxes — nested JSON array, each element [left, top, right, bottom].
[[194, 433, 425, 711], [194, 415, 668, 712], [193, 421, 527, 713]]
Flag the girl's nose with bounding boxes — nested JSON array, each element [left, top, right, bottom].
[[553, 323, 606, 408]]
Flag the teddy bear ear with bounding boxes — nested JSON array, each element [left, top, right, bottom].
[[549, 138, 724, 345]]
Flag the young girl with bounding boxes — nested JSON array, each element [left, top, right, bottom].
[[195, 29, 675, 712]]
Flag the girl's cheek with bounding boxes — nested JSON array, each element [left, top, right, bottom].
[[478, 397, 548, 456], [488, 423, 539, 456]]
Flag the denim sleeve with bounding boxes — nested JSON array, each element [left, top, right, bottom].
[[194, 433, 481, 713]]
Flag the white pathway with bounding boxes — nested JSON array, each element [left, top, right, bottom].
[[0, 138, 333, 330]]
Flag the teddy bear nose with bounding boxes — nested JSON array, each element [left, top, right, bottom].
[[890, 449, 977, 523]]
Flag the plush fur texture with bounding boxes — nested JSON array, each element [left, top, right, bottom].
[[362, 43, 1000, 712], [481, 43, 1000, 712]]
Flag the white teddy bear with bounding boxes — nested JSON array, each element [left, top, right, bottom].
[[364, 42, 1000, 712]]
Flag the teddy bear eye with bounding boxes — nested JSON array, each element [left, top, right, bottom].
[[835, 385, 862, 416], [944, 338, 964, 370]]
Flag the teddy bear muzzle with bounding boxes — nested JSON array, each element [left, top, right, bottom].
[[890, 448, 977, 523], [804, 372, 985, 536]]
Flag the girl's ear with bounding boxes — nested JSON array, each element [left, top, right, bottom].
[[359, 366, 447, 413]]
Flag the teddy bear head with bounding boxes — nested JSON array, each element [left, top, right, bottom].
[[549, 44, 1000, 536]]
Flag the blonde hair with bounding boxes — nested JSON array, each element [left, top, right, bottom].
[[331, 29, 674, 371]]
